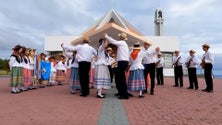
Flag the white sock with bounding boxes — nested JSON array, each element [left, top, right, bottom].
[[98, 89, 103, 96], [139, 90, 143, 96], [12, 87, 16, 92]]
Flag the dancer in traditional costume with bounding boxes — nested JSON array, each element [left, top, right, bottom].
[[38, 53, 51, 88], [128, 43, 146, 98], [94, 38, 111, 98], [29, 49, 37, 89], [64, 50, 80, 94], [9, 45, 24, 93], [48, 56, 57, 86], [61, 36, 97, 97], [21, 47, 32, 91], [105, 32, 130, 99], [143, 40, 160, 95], [55, 55, 66, 85]]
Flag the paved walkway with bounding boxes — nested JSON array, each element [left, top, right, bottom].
[[0, 77, 222, 125]]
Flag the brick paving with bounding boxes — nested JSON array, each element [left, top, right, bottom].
[[0, 76, 222, 125], [122, 77, 222, 125]]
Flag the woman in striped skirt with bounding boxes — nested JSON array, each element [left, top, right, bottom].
[[64, 50, 80, 94], [9, 45, 24, 93], [94, 38, 111, 98], [128, 43, 146, 98]]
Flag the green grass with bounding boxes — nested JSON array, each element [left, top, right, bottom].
[[0, 70, 10, 75]]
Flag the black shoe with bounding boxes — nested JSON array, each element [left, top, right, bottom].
[[79, 94, 87, 97], [114, 93, 119, 96], [157, 84, 160, 85], [180, 85, 183, 87], [143, 90, 147, 94], [201, 89, 208, 92], [128, 93, 134, 97], [195, 87, 199, 90], [97, 95, 105, 98], [206, 90, 213, 93], [11, 91, 18, 94], [187, 87, 193, 89], [138, 95, 144, 98], [118, 96, 129, 99], [150, 92, 154, 95], [173, 85, 178, 87]]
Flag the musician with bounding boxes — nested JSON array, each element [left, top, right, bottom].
[[185, 50, 199, 90], [172, 50, 183, 87], [156, 53, 164, 85], [201, 44, 214, 93]]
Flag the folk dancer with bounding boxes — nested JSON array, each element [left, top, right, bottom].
[[38, 53, 51, 88], [172, 50, 183, 87], [55, 55, 66, 85], [61, 36, 97, 97], [63, 50, 81, 94], [156, 53, 164, 85], [21, 47, 32, 91], [106, 47, 115, 84], [94, 38, 111, 98], [9, 45, 24, 93], [29, 49, 37, 89], [201, 44, 214, 93], [105, 32, 130, 99], [143, 41, 160, 95], [185, 50, 199, 90], [48, 56, 57, 86], [128, 42, 146, 98]]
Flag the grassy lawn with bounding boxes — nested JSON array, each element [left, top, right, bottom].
[[0, 70, 10, 75]]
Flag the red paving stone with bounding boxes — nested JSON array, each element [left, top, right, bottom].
[[1, 77, 222, 125], [122, 77, 222, 125], [0, 77, 102, 125]]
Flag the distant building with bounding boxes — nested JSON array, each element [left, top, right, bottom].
[[44, 9, 179, 76]]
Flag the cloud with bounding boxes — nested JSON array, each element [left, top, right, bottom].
[[0, 0, 222, 61]]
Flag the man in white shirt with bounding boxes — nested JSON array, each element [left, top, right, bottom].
[[156, 53, 164, 85], [201, 44, 214, 93], [185, 50, 199, 90], [143, 41, 160, 95], [172, 50, 184, 87], [104, 32, 130, 99], [61, 36, 97, 97]]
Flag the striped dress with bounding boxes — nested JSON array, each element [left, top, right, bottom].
[[93, 43, 111, 89], [63, 51, 80, 91], [127, 50, 146, 91]]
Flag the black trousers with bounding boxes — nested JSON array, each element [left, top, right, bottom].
[[108, 65, 114, 83], [113, 67, 120, 93], [174, 66, 183, 86], [116, 61, 129, 98], [204, 63, 213, 91], [188, 68, 198, 88], [78, 61, 91, 95], [144, 63, 156, 93], [156, 67, 164, 85]]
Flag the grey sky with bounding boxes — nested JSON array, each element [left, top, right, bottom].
[[0, 0, 221, 59]]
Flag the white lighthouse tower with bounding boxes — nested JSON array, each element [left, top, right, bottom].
[[154, 8, 164, 36]]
